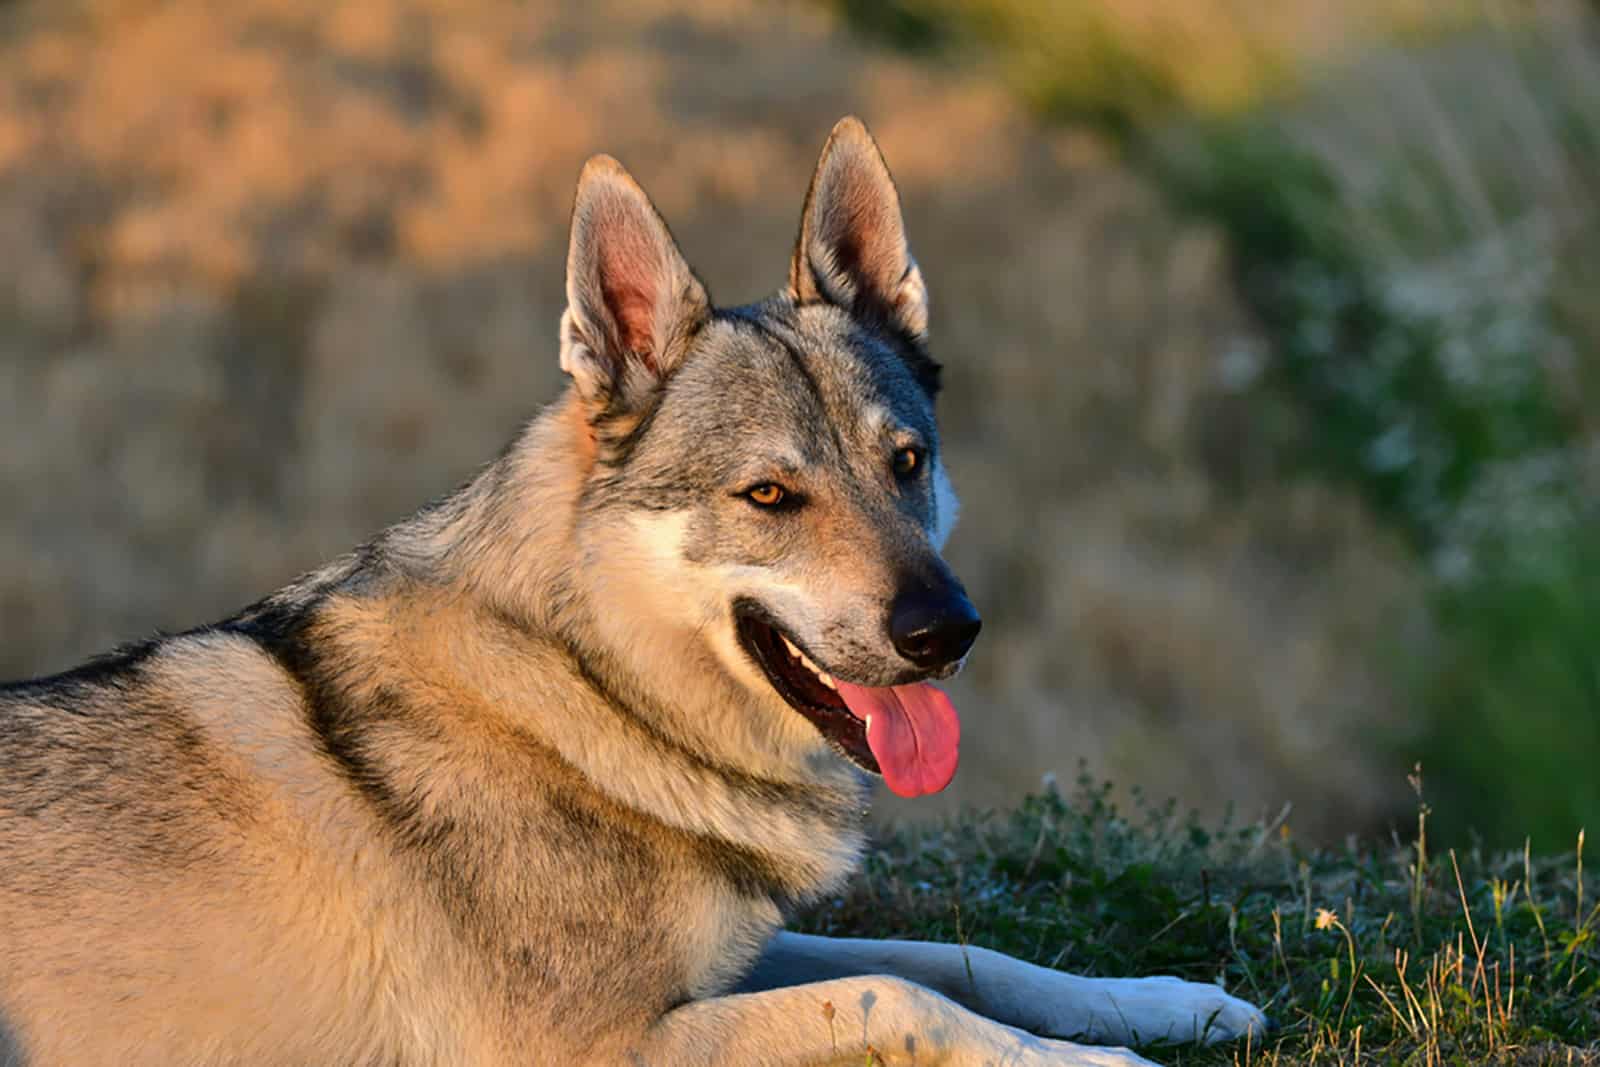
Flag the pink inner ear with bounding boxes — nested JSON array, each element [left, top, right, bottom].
[[601, 279, 657, 370], [821, 167, 903, 293], [597, 224, 662, 370]]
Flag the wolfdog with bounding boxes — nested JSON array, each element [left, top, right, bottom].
[[0, 118, 1263, 1065]]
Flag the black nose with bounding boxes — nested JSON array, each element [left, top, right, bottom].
[[889, 583, 982, 669]]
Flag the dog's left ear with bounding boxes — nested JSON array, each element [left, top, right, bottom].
[[788, 116, 929, 344], [561, 155, 711, 417]]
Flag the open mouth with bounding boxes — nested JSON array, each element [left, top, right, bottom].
[[731, 598, 965, 799], [733, 600, 879, 774]]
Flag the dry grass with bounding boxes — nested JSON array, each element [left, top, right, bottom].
[[0, 0, 1412, 834]]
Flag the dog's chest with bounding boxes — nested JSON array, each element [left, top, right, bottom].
[[374, 731, 867, 1056], [418, 787, 803, 1045], [525, 796, 791, 993], [671, 866, 788, 999]]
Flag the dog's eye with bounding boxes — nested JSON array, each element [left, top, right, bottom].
[[747, 484, 787, 508], [892, 448, 922, 479]]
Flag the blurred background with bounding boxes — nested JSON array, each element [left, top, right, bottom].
[[0, 0, 1595, 847]]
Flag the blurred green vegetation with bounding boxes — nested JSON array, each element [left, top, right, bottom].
[[831, 0, 1600, 848], [1409, 533, 1600, 849], [828, 0, 1467, 135]]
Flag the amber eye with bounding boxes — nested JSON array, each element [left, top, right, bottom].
[[892, 448, 921, 479], [747, 484, 786, 507]]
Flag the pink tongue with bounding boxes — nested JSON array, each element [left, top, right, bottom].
[[832, 681, 960, 798]]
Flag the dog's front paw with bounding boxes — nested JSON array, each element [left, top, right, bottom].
[[1050, 975, 1267, 1047]]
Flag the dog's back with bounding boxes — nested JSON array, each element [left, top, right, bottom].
[[0, 628, 562, 1063], [0, 633, 420, 1063]]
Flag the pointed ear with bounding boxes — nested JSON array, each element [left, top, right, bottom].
[[788, 117, 929, 342], [560, 155, 710, 417]]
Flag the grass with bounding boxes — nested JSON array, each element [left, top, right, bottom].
[[803, 771, 1599, 1064]]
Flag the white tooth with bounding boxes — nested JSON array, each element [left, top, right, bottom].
[[778, 635, 837, 689]]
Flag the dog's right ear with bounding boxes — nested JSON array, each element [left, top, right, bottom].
[[560, 155, 710, 418]]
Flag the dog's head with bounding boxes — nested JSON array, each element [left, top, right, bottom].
[[559, 118, 978, 797]]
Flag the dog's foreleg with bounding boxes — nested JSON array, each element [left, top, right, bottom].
[[740, 932, 1265, 1048], [630, 974, 1156, 1066]]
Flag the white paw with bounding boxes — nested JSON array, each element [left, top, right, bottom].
[[1063, 976, 1266, 1047]]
